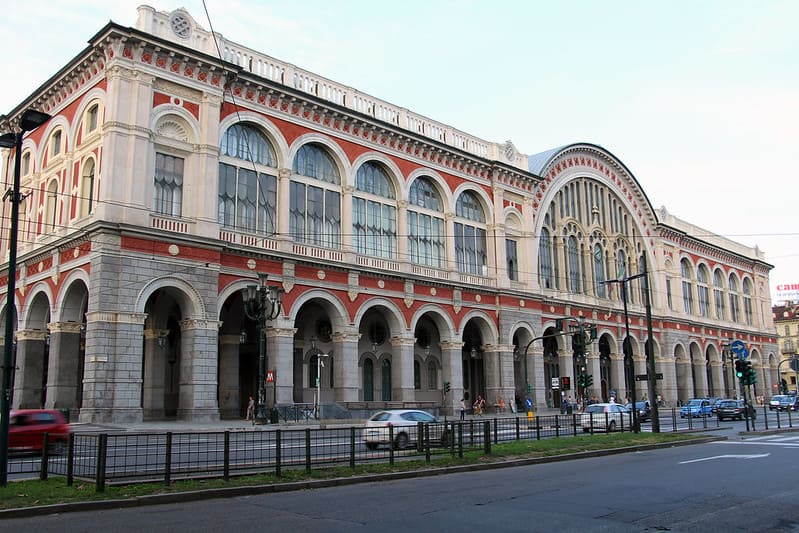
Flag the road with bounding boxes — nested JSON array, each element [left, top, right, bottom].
[[2, 430, 799, 532]]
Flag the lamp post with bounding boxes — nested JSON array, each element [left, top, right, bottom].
[[0, 109, 51, 487], [241, 273, 283, 424], [315, 352, 328, 420]]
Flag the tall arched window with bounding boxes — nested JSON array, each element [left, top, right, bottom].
[[681, 259, 694, 314], [454, 191, 487, 275], [291, 143, 341, 247], [353, 162, 396, 258], [218, 123, 277, 235], [567, 235, 580, 293], [697, 265, 710, 317], [539, 227, 554, 289], [427, 360, 437, 389], [729, 275, 741, 323], [713, 269, 726, 320], [363, 358, 374, 401], [408, 177, 445, 268], [381, 359, 392, 401], [594, 243, 606, 298], [154, 153, 182, 217], [617, 249, 628, 302], [80, 158, 96, 218], [44, 179, 59, 232], [742, 278, 753, 325]]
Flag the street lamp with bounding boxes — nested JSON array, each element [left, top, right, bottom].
[[0, 109, 51, 487], [315, 352, 328, 420], [241, 273, 283, 424]]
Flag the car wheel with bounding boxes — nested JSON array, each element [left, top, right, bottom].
[[365, 442, 378, 451], [607, 420, 617, 432], [49, 439, 66, 455], [394, 432, 409, 450]]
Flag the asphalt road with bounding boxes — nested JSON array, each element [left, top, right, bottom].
[[2, 430, 798, 532]]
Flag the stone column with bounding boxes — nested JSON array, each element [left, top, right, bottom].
[[390, 336, 415, 402], [611, 353, 626, 402], [694, 361, 709, 397], [176, 319, 220, 422], [658, 357, 677, 407], [218, 333, 241, 419], [531, 346, 546, 411], [332, 330, 360, 403], [709, 361, 724, 398], [80, 311, 146, 424], [44, 322, 83, 412], [483, 344, 513, 409], [558, 348, 575, 403], [586, 350, 601, 402], [142, 328, 168, 419], [268, 324, 297, 406], [13, 329, 47, 409], [439, 340, 464, 415], [277, 168, 291, 244]]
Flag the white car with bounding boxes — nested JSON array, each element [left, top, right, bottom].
[[363, 409, 450, 450], [580, 403, 631, 432]]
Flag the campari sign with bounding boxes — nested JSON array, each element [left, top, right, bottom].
[[776, 283, 799, 302]]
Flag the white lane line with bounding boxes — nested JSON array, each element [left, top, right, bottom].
[[717, 440, 799, 448], [679, 453, 770, 464]]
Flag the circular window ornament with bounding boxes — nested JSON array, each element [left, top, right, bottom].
[[170, 12, 192, 39]]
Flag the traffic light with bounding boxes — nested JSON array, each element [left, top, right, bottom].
[[585, 374, 593, 388], [589, 325, 598, 341], [561, 376, 571, 390], [735, 359, 744, 380], [444, 381, 451, 393], [746, 361, 757, 385], [572, 332, 584, 354], [577, 374, 585, 389]]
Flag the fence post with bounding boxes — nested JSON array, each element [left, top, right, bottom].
[[164, 432, 172, 486], [572, 413, 577, 436], [95, 433, 107, 493], [672, 408, 677, 432], [458, 423, 463, 458], [469, 419, 474, 446], [493, 418, 498, 444], [223, 431, 230, 481], [535, 416, 541, 440], [275, 430, 282, 478], [388, 425, 395, 466], [417, 422, 424, 452], [66, 433, 74, 486], [305, 428, 311, 474], [483, 421, 491, 454], [555, 415, 560, 437], [39, 433, 49, 481], [424, 424, 430, 463], [350, 427, 356, 469]]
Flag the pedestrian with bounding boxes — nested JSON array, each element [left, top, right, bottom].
[[246, 395, 255, 421], [459, 398, 466, 420], [473, 395, 485, 416]]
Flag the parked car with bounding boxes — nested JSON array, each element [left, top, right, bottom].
[[363, 409, 450, 450], [777, 395, 799, 411], [581, 403, 630, 432], [8, 409, 70, 454], [716, 399, 746, 421], [770, 395, 789, 411], [625, 401, 651, 422], [710, 398, 726, 414], [680, 398, 713, 418]]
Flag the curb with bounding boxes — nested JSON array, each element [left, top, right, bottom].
[[0, 436, 722, 519]]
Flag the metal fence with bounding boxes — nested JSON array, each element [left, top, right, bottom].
[[8, 408, 747, 491]]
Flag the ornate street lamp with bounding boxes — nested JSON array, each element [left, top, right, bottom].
[[0, 109, 51, 487], [241, 273, 283, 424]]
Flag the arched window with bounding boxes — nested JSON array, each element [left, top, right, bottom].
[[363, 358, 374, 401], [80, 158, 96, 217], [681, 258, 694, 314], [454, 191, 487, 275], [617, 249, 628, 302], [21, 152, 31, 176], [697, 265, 710, 318], [427, 360, 437, 390], [290, 143, 341, 247], [381, 359, 392, 401], [50, 129, 63, 158], [539, 227, 554, 289], [353, 162, 396, 258], [85, 104, 99, 135], [742, 278, 753, 325], [154, 153, 182, 217], [594, 243, 606, 298], [413, 360, 421, 390], [44, 179, 59, 232], [567, 235, 580, 293], [713, 270, 726, 320], [408, 177, 445, 268], [728, 275, 740, 323], [218, 123, 277, 235]]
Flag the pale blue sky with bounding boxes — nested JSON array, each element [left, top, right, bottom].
[[1, 1, 796, 301]]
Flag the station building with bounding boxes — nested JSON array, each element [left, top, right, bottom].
[[0, 6, 778, 422]]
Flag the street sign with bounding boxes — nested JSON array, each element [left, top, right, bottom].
[[266, 370, 275, 383], [730, 340, 748, 358], [635, 373, 663, 381], [525, 397, 533, 410], [551, 377, 560, 389]]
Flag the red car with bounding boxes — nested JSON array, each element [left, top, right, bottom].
[[8, 409, 70, 454]]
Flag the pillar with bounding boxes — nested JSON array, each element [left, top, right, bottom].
[[390, 336, 415, 402], [439, 340, 464, 415], [218, 333, 241, 419], [176, 319, 219, 422], [332, 330, 360, 403], [268, 324, 297, 406], [142, 328, 168, 419], [12, 329, 47, 409]]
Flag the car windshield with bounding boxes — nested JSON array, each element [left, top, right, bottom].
[[687, 399, 704, 406], [585, 405, 606, 414], [719, 401, 739, 407], [369, 412, 393, 422]]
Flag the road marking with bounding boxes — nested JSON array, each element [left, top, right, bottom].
[[679, 453, 769, 464], [718, 440, 799, 448]]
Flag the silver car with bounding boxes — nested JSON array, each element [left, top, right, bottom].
[[363, 409, 450, 450], [581, 403, 630, 432]]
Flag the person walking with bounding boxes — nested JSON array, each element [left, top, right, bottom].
[[459, 398, 466, 421], [246, 395, 255, 422], [473, 395, 485, 416]]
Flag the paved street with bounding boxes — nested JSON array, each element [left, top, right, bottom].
[[2, 425, 799, 532]]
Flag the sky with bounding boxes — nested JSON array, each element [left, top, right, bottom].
[[1, 0, 797, 303]]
